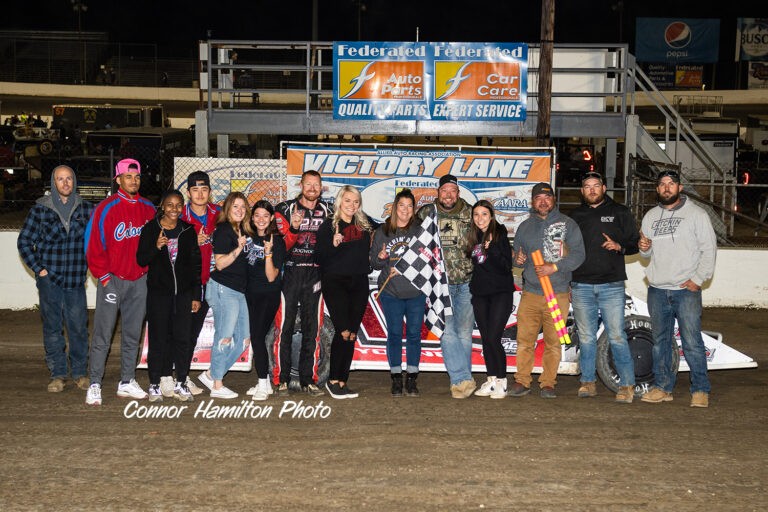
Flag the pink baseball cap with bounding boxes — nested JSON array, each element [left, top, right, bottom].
[[115, 158, 141, 177]]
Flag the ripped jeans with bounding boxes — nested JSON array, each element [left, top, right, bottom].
[[206, 280, 250, 381]]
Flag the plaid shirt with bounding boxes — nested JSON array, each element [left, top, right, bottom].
[[17, 195, 95, 289]]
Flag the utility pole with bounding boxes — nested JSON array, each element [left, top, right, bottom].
[[536, 0, 554, 147]]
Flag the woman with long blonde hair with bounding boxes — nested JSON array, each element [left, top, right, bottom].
[[315, 185, 373, 399], [198, 192, 253, 399]]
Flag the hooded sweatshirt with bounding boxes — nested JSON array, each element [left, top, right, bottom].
[[513, 207, 585, 294], [17, 173, 94, 289], [416, 199, 473, 285], [370, 222, 423, 299], [639, 195, 717, 289]]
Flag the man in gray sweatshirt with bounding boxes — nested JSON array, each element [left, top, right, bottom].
[[510, 182, 585, 398], [639, 169, 717, 408]]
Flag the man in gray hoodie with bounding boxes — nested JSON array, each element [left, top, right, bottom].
[[510, 182, 585, 398], [639, 170, 717, 408], [18, 165, 95, 392]]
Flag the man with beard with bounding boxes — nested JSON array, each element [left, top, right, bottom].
[[273, 170, 332, 396], [570, 172, 639, 403], [416, 174, 476, 399], [639, 170, 717, 408], [510, 182, 584, 399]]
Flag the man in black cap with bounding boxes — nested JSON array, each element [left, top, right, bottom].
[[511, 181, 584, 399], [416, 173, 476, 398], [570, 172, 639, 403]]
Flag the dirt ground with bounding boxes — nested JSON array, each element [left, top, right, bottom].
[[0, 307, 766, 511]]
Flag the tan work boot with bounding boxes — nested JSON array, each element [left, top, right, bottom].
[[615, 385, 634, 404], [641, 387, 673, 403], [578, 381, 597, 398], [690, 391, 709, 408], [47, 378, 65, 392], [74, 376, 90, 390]]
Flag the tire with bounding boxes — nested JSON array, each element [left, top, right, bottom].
[[595, 315, 679, 396], [265, 311, 334, 388], [38, 140, 54, 155]]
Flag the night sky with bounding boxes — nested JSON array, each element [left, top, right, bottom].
[[6, 0, 768, 60]]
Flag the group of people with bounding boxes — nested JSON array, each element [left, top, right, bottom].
[[17, 156, 717, 408]]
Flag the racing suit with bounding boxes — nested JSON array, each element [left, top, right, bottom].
[[272, 196, 333, 386]]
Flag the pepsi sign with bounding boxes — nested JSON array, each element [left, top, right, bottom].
[[635, 18, 720, 63]]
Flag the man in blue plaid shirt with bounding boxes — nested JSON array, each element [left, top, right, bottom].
[[18, 165, 95, 393]]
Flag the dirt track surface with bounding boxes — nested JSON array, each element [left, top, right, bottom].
[[1, 307, 766, 511]]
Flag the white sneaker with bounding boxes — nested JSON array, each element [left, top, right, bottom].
[[491, 378, 507, 399], [148, 384, 163, 402], [474, 377, 496, 397], [85, 383, 102, 406], [251, 379, 270, 401], [174, 382, 194, 402], [185, 376, 204, 396], [117, 379, 149, 399], [210, 386, 238, 399], [159, 376, 175, 398], [198, 371, 214, 391]]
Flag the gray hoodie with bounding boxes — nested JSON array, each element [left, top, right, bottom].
[[639, 195, 717, 289], [45, 167, 81, 234], [513, 207, 585, 294]]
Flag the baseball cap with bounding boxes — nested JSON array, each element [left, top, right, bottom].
[[115, 158, 141, 177], [438, 174, 458, 189], [657, 169, 681, 183], [187, 171, 211, 189], [531, 182, 554, 198], [581, 171, 604, 184]]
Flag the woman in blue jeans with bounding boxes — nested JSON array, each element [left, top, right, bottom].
[[370, 189, 426, 397], [198, 192, 253, 399]]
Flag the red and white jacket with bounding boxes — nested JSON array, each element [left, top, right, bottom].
[[85, 189, 156, 286], [180, 202, 221, 286]]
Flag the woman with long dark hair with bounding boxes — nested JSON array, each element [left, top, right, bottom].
[[137, 190, 201, 402], [370, 189, 426, 397], [466, 199, 514, 399], [245, 200, 286, 401], [315, 185, 373, 399], [199, 191, 253, 399]]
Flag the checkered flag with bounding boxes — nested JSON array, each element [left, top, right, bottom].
[[395, 209, 452, 337]]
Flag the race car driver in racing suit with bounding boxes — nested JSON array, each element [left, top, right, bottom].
[[273, 170, 332, 396]]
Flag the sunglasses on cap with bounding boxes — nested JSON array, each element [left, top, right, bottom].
[[581, 171, 603, 183], [657, 170, 680, 182]]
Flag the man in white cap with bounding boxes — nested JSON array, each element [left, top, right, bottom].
[[84, 158, 156, 405]]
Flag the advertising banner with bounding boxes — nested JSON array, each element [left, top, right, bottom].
[[285, 145, 551, 237], [736, 18, 768, 62], [635, 18, 720, 63], [748, 62, 768, 89], [334, 42, 528, 122]]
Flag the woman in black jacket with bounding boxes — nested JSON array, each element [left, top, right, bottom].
[[466, 199, 514, 399], [137, 190, 202, 403]]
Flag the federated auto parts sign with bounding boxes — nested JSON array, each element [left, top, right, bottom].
[[333, 41, 528, 122]]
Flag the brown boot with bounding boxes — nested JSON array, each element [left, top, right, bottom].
[[615, 385, 634, 404], [578, 381, 597, 398]]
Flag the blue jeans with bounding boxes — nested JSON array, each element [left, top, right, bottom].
[[647, 286, 711, 394], [441, 283, 474, 385], [37, 277, 89, 380], [572, 281, 635, 387], [379, 291, 427, 373], [206, 281, 250, 381]]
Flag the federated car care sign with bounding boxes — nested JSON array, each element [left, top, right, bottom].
[[333, 42, 528, 121], [286, 145, 550, 237]]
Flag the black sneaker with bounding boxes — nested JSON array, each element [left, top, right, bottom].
[[405, 373, 420, 397], [325, 381, 347, 399], [508, 382, 531, 397], [341, 384, 359, 399], [391, 373, 403, 397], [276, 382, 290, 396], [301, 383, 325, 397]]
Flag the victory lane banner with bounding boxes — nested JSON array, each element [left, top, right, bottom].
[[286, 145, 551, 237], [334, 41, 528, 121]]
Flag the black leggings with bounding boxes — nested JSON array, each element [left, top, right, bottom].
[[246, 290, 281, 379], [472, 292, 514, 378], [146, 290, 193, 384], [322, 273, 369, 383]]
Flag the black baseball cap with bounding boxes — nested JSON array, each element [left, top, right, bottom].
[[581, 171, 604, 184], [531, 182, 554, 198], [187, 171, 211, 189], [657, 169, 681, 183], [438, 174, 458, 189]]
